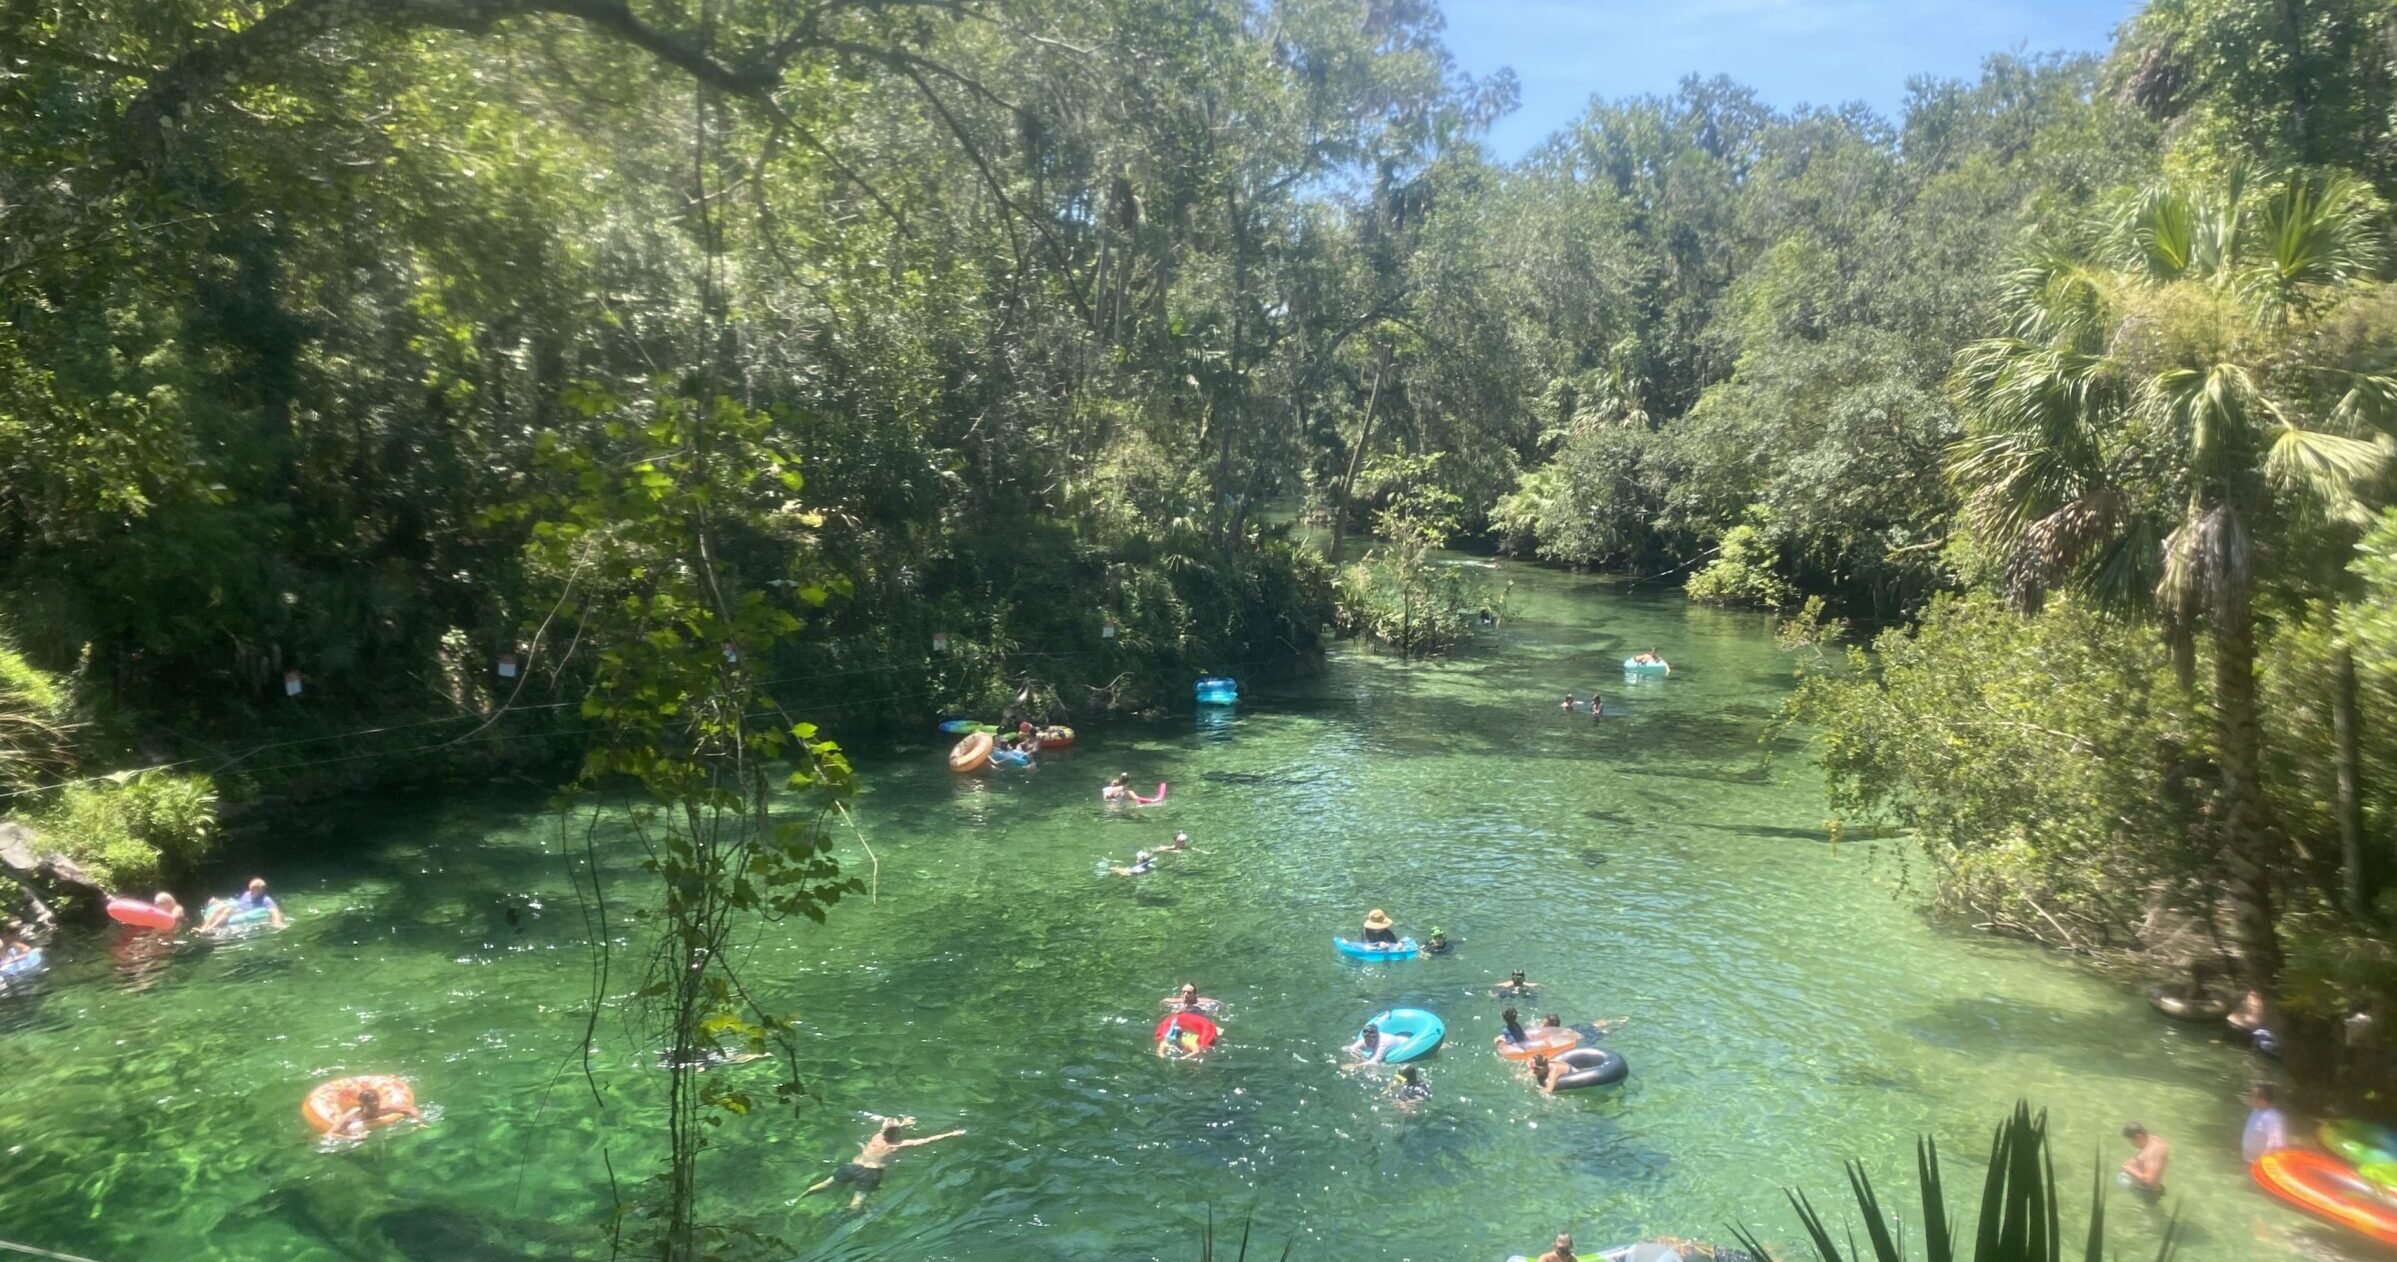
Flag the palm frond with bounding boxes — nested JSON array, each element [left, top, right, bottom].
[[2254, 172, 2387, 301], [2266, 426, 2390, 522]]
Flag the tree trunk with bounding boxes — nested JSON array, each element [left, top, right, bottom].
[[1327, 343, 1391, 567], [2333, 644, 2375, 921], [2210, 538, 2282, 1015]]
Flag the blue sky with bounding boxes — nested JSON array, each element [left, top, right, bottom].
[[1441, 0, 2143, 157]]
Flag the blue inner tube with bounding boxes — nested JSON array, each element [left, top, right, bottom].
[[1551, 1045, 1628, 1089], [1364, 1007, 1445, 1063], [1621, 657, 1669, 675], [1194, 676, 1239, 705], [0, 949, 42, 979], [1333, 936, 1418, 961], [989, 746, 1031, 766], [204, 900, 270, 929]]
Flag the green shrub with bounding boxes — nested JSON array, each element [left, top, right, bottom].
[[33, 771, 219, 890], [1686, 510, 1796, 609]]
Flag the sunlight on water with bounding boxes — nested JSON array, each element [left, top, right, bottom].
[[0, 567, 2362, 1262]]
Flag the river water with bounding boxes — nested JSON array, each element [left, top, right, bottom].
[[0, 564, 2355, 1262]]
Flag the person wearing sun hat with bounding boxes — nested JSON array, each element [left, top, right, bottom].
[[1360, 908, 1399, 946]]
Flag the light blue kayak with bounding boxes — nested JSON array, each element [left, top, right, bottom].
[[1360, 1007, 1444, 1063], [1333, 936, 1417, 961]]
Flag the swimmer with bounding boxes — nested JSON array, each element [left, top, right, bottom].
[[1498, 1006, 1530, 1048], [1419, 927, 1451, 956], [1526, 1053, 1564, 1094], [201, 878, 285, 931], [1388, 1065, 1430, 1108], [1162, 983, 1223, 1014], [331, 1085, 423, 1138], [1156, 831, 1192, 853], [1494, 970, 1538, 998], [150, 892, 187, 930], [1589, 693, 1604, 722], [1560, 693, 1576, 711], [801, 1116, 964, 1210], [1345, 1021, 1389, 1067], [1106, 849, 1156, 878], [1539, 1234, 1579, 1262], [1540, 1013, 1564, 1030], [1102, 773, 1166, 806], [1359, 909, 1399, 946]]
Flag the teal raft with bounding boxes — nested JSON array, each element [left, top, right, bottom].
[[1360, 1008, 1444, 1063], [1621, 657, 1670, 676], [1334, 936, 1417, 961]]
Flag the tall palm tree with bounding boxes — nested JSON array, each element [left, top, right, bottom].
[[1949, 168, 2395, 1020]]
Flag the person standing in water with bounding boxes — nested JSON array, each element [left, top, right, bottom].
[[2240, 1084, 2289, 1163], [2118, 1123, 2168, 1199], [1559, 694, 1576, 712], [1589, 692, 1603, 723], [801, 1116, 965, 1210]]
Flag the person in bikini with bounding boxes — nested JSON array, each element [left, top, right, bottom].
[[802, 1116, 965, 1210]]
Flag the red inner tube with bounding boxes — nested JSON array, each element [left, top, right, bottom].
[[1154, 1014, 1220, 1050]]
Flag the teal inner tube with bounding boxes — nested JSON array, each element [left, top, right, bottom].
[[1363, 1007, 1444, 1063], [1621, 657, 1669, 675], [1334, 936, 1418, 961], [1551, 1046, 1628, 1089], [1194, 676, 1239, 705]]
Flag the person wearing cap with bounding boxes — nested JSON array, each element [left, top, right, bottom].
[[1345, 1020, 1391, 1066], [1419, 926, 1452, 956], [1359, 909, 1399, 946], [1388, 1065, 1430, 1108], [2118, 1122, 2168, 1199], [1107, 849, 1156, 877], [1538, 1233, 1577, 1262]]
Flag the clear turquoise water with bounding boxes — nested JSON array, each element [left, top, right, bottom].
[[0, 566, 2361, 1262]]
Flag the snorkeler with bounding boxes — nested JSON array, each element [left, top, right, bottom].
[[801, 1117, 965, 1211]]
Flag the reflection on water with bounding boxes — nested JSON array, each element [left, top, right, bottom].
[[0, 566, 2354, 1262]]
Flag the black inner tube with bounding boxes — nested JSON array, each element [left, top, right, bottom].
[[1551, 1046, 1627, 1090]]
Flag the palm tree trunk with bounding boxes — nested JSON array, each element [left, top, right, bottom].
[[2333, 644, 2374, 921], [2211, 555, 2282, 1010]]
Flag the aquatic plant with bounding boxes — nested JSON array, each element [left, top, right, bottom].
[[1731, 1102, 2179, 1262]]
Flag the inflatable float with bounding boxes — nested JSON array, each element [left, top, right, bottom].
[[304, 1075, 416, 1135], [989, 745, 1032, 768], [1495, 1026, 1581, 1061], [1362, 1008, 1444, 1064], [2320, 1119, 2397, 1168], [1036, 725, 1074, 748], [1194, 676, 1238, 706], [2363, 1161, 2397, 1196], [1154, 1013, 1220, 1058], [936, 718, 993, 735], [1334, 936, 1418, 962], [1622, 657, 1670, 676], [200, 900, 271, 933], [1548, 1046, 1628, 1090], [2252, 1148, 2397, 1247], [947, 731, 992, 772], [2149, 991, 2232, 1022], [107, 897, 179, 932], [0, 949, 43, 982]]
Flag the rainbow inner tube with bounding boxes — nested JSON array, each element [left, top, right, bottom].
[[1549, 1046, 1628, 1090], [1333, 936, 1418, 961], [1361, 1008, 1444, 1064], [2252, 1148, 2397, 1247], [1154, 1013, 1220, 1058], [2321, 1119, 2397, 1168]]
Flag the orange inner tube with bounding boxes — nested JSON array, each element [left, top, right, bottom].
[[1037, 725, 1074, 748], [2253, 1149, 2397, 1246], [947, 731, 992, 772], [304, 1075, 415, 1135], [1494, 1027, 1581, 1061]]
